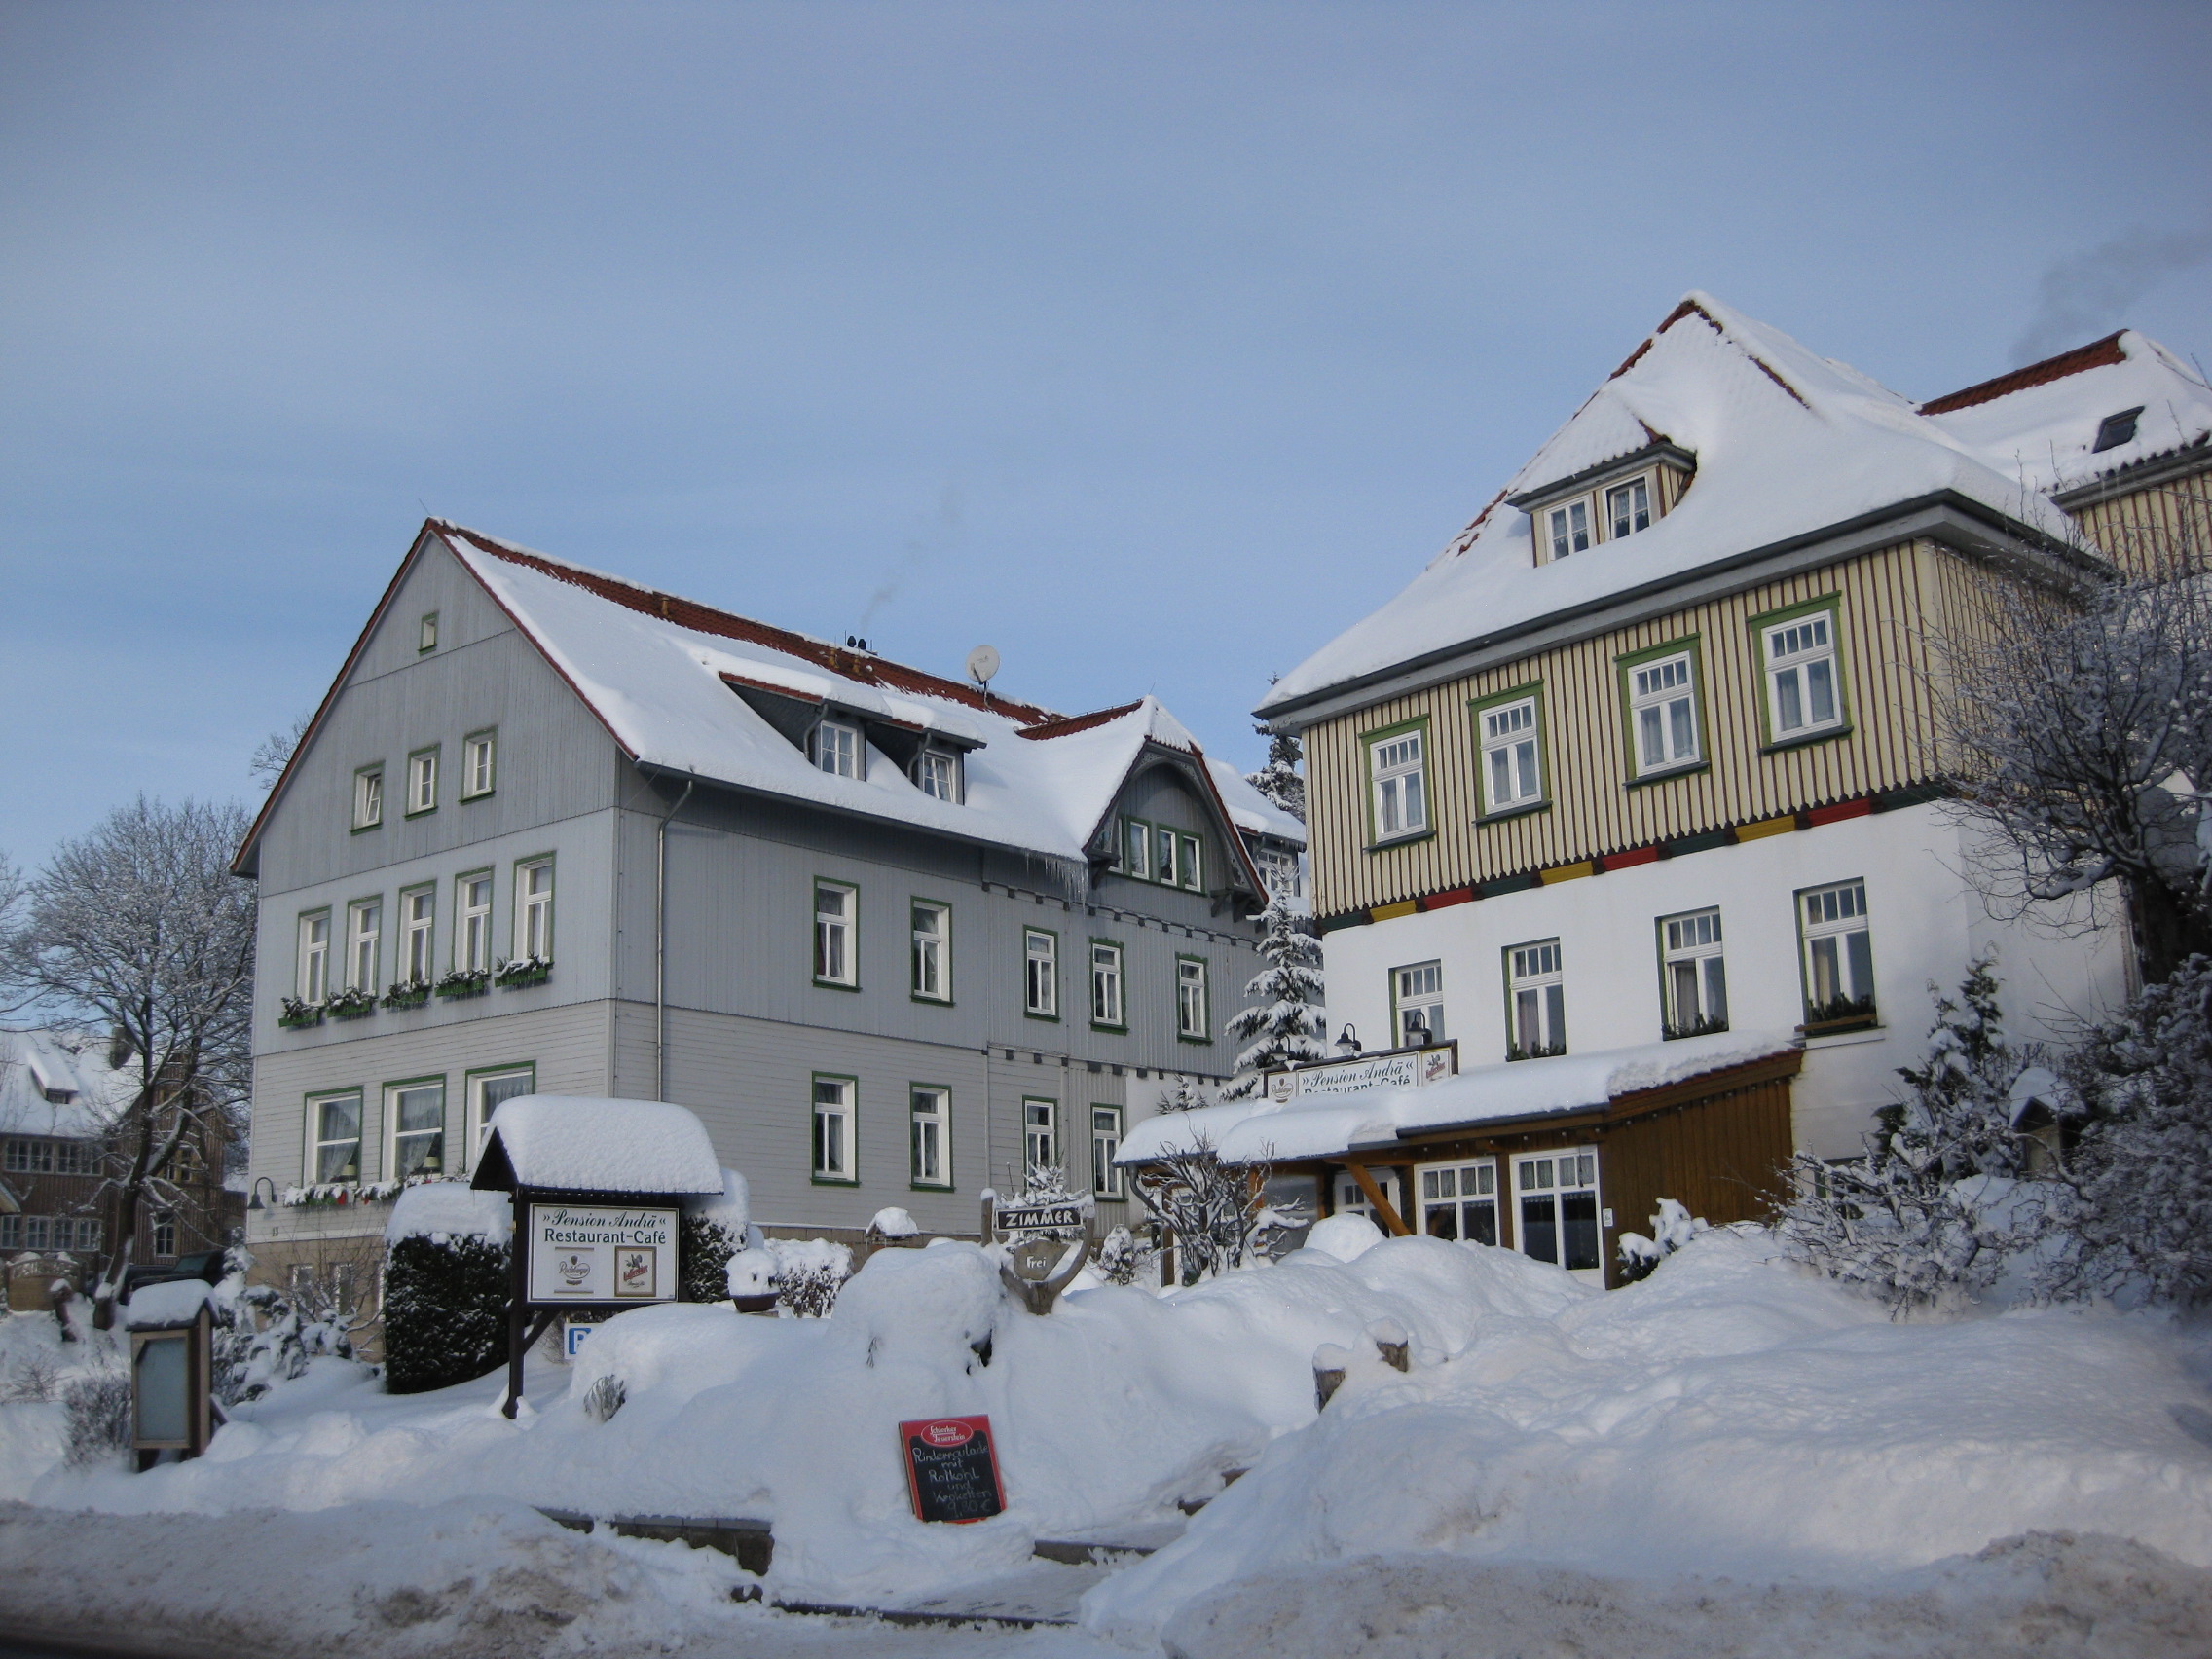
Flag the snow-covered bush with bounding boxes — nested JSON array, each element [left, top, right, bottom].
[[1780, 958, 2038, 1312], [381, 1187, 513, 1393], [766, 1237, 851, 1318], [679, 1167, 752, 1304], [61, 1367, 130, 1467], [1220, 890, 1326, 1101], [582, 1372, 626, 1423], [1133, 1131, 1306, 1285], [1095, 1224, 1153, 1286], [1615, 1198, 1710, 1283], [2045, 957, 2212, 1308], [1156, 1074, 1212, 1114], [0, 1349, 61, 1404]]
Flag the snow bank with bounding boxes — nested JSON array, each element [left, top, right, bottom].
[[385, 1182, 513, 1247], [1159, 1532, 2212, 1659], [477, 1095, 722, 1195], [1082, 1228, 2212, 1641]]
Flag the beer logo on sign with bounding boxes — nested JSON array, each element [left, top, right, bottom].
[[557, 1249, 593, 1289], [922, 1421, 972, 1447]]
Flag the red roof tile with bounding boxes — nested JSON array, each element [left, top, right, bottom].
[[1920, 333, 2127, 415]]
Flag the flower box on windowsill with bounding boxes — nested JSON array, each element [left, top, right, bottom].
[[276, 998, 325, 1030], [382, 980, 431, 1011], [1800, 996, 1878, 1037], [1504, 1041, 1567, 1063], [494, 955, 552, 990], [435, 969, 492, 1000], [1661, 1015, 1731, 1042], [326, 987, 378, 1021]]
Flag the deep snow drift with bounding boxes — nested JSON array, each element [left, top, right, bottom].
[[0, 1225, 2207, 1653]]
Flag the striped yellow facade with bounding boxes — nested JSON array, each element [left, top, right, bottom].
[[1304, 537, 1956, 918], [2068, 469, 2212, 578]]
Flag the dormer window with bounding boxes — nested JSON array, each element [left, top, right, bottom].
[[810, 719, 863, 780], [1606, 477, 1651, 539], [2092, 407, 2144, 454], [1546, 499, 1592, 561], [912, 749, 962, 802]]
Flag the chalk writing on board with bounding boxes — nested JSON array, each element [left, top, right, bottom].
[[899, 1415, 1006, 1523]]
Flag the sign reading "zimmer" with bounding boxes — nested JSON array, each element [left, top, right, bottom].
[[526, 1203, 678, 1305]]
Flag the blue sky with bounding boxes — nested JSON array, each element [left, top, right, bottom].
[[3, 2, 2208, 870]]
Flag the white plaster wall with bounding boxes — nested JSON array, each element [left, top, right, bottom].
[[1317, 802, 2132, 1161]]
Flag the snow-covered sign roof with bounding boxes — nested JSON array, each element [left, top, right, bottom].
[[236, 522, 1300, 886], [1118, 1029, 1799, 1165], [1260, 293, 2212, 718], [386, 1183, 515, 1246], [470, 1096, 725, 1196], [0, 1030, 129, 1141], [123, 1278, 214, 1329]]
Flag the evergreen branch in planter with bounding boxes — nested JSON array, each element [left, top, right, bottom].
[[276, 997, 326, 1029], [434, 967, 492, 999], [494, 955, 553, 989], [382, 978, 432, 1010], [326, 986, 378, 1020]]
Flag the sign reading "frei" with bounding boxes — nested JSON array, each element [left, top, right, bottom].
[[1265, 1042, 1457, 1103], [526, 1203, 678, 1305]]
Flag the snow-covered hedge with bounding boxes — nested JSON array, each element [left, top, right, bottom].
[[679, 1167, 753, 1303], [382, 1186, 513, 1394]]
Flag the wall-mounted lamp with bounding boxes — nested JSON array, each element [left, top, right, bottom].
[[1335, 1024, 1361, 1056]]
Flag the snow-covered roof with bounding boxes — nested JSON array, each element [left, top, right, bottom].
[[471, 1096, 725, 1196], [434, 525, 1303, 871], [1118, 1030, 1799, 1164], [1921, 330, 2212, 498], [1261, 294, 2210, 717], [0, 1030, 129, 1141], [123, 1278, 213, 1329], [386, 1182, 514, 1246]]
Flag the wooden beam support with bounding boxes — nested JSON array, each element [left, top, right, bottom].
[[1346, 1161, 1411, 1237]]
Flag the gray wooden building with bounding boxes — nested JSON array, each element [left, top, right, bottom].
[[235, 521, 1304, 1309]]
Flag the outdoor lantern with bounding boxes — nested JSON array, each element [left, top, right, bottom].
[[1336, 1024, 1361, 1055]]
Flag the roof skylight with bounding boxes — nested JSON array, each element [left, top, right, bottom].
[[2091, 407, 2144, 454]]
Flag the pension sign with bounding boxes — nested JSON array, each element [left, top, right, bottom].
[[526, 1203, 678, 1305]]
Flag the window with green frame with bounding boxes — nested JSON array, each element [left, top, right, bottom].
[[1751, 595, 1850, 747], [812, 1075, 857, 1182], [1616, 639, 1706, 781]]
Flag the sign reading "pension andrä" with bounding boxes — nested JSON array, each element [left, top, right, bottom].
[[1265, 1044, 1456, 1103], [526, 1203, 678, 1305]]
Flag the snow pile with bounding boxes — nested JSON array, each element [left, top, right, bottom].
[[385, 1182, 513, 1247], [869, 1207, 920, 1237], [1159, 1532, 2212, 1659], [1082, 1228, 2212, 1641], [478, 1095, 722, 1195]]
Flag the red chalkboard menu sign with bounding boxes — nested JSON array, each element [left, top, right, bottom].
[[899, 1416, 1007, 1524]]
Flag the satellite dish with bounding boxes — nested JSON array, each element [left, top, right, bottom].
[[966, 645, 1001, 686]]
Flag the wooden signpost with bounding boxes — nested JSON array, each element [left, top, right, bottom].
[[899, 1416, 1007, 1523]]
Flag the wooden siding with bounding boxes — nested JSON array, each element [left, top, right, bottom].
[[2067, 466, 2212, 578], [1305, 538, 1949, 916]]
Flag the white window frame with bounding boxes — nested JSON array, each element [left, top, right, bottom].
[[461, 730, 497, 799], [1123, 818, 1151, 880], [910, 901, 950, 1002], [810, 719, 864, 780], [1332, 1168, 1400, 1225], [1480, 694, 1544, 814], [1090, 940, 1125, 1028], [1155, 830, 1180, 887], [1176, 957, 1209, 1041], [910, 1086, 950, 1189], [1392, 960, 1445, 1047], [456, 871, 494, 974], [1022, 1097, 1057, 1179], [307, 1090, 363, 1185], [151, 1211, 177, 1259], [1091, 1105, 1124, 1198], [1628, 649, 1701, 775], [1417, 1157, 1498, 1246], [1510, 1147, 1603, 1276], [400, 886, 435, 985], [1659, 907, 1728, 1038], [1024, 929, 1058, 1018], [1800, 878, 1876, 1023], [385, 1079, 447, 1181], [514, 860, 554, 961], [466, 1065, 535, 1163], [1369, 727, 1428, 841], [419, 611, 438, 651], [1179, 834, 1202, 892], [912, 750, 961, 803], [1763, 610, 1844, 740], [815, 881, 858, 987], [346, 899, 381, 991], [405, 747, 438, 815], [812, 1075, 856, 1182], [297, 910, 331, 1003], [353, 766, 383, 830], [1605, 474, 1652, 540], [1544, 497, 1593, 562], [1506, 938, 1566, 1058]]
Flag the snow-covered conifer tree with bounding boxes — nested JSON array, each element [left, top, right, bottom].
[[1245, 723, 1305, 823], [1155, 1074, 1212, 1114], [1780, 957, 2035, 1311], [1219, 890, 1326, 1100]]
